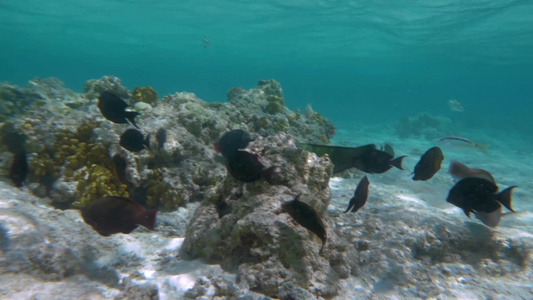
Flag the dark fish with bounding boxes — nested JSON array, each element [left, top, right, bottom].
[[156, 128, 167, 149], [214, 129, 253, 160], [344, 176, 370, 213], [380, 143, 395, 157], [446, 177, 516, 219], [412, 146, 444, 181], [98, 91, 140, 128], [352, 145, 406, 174], [296, 143, 377, 174], [10, 150, 28, 187], [112, 153, 129, 184], [282, 194, 327, 254], [448, 160, 495, 183], [81, 196, 157, 236], [1, 131, 27, 153], [120, 129, 150, 152], [226, 150, 275, 183]]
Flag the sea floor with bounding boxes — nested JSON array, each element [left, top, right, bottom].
[[1, 121, 532, 299]]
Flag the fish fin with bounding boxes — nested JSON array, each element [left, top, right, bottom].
[[213, 142, 221, 153], [475, 143, 490, 155], [448, 160, 468, 178], [463, 209, 471, 218], [343, 199, 353, 213], [496, 186, 517, 212], [125, 111, 141, 129], [144, 134, 151, 150], [319, 240, 326, 255], [390, 155, 406, 170]]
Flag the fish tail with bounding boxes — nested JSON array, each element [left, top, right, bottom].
[[125, 111, 141, 129], [391, 155, 407, 170], [497, 186, 517, 212], [343, 204, 352, 213], [319, 240, 326, 255], [144, 134, 151, 150], [475, 143, 490, 155]]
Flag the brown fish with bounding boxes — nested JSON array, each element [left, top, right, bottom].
[[412, 146, 444, 181], [10, 150, 28, 188], [282, 194, 327, 254], [81, 196, 157, 236], [344, 176, 370, 213], [448, 160, 496, 183], [226, 149, 276, 183]]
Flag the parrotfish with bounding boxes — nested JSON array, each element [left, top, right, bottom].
[[344, 176, 370, 213], [412, 146, 444, 181], [98, 91, 140, 128], [282, 194, 327, 254], [81, 196, 157, 236], [120, 129, 150, 152]]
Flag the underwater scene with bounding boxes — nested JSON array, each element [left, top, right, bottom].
[[1, 1, 532, 299]]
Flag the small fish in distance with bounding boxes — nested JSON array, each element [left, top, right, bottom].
[[352, 144, 406, 174], [448, 99, 464, 112], [344, 176, 370, 213], [81, 196, 157, 236], [214, 129, 253, 160], [156, 128, 167, 149], [448, 160, 496, 183], [412, 146, 444, 181], [120, 129, 150, 152], [282, 194, 327, 254], [446, 177, 516, 227], [226, 149, 276, 183], [438, 136, 488, 155], [98, 91, 140, 128], [10, 150, 28, 188]]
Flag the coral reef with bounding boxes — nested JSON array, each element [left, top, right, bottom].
[[396, 113, 453, 139], [130, 86, 158, 106], [181, 133, 348, 298], [83, 76, 129, 100]]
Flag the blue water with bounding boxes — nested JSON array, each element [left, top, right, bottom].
[[1, 0, 533, 129]]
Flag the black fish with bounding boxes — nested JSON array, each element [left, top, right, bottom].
[[10, 150, 28, 187], [344, 176, 370, 213], [156, 128, 167, 149], [81, 196, 157, 236], [296, 143, 377, 174], [282, 194, 327, 254], [214, 129, 253, 160], [112, 153, 129, 184], [98, 91, 140, 128], [352, 145, 406, 174], [448, 160, 496, 183], [412, 146, 444, 181], [380, 143, 395, 157], [1, 131, 27, 153], [226, 150, 275, 183], [446, 177, 516, 218], [120, 129, 150, 152]]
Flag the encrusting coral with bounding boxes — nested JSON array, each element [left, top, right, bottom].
[[131, 86, 158, 106]]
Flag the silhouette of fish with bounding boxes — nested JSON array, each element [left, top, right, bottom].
[[344, 176, 370, 213], [81, 196, 157, 236], [98, 91, 140, 128], [446, 177, 516, 220], [112, 153, 129, 184], [214, 129, 253, 160], [448, 160, 495, 183], [282, 194, 327, 254], [352, 145, 406, 174], [120, 129, 150, 152], [296, 143, 377, 174], [1, 131, 27, 153], [156, 128, 167, 149], [10, 150, 28, 188], [438, 136, 488, 155], [226, 150, 275, 183], [412, 146, 444, 181]]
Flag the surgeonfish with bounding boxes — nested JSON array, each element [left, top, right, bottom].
[[282, 194, 327, 254], [120, 129, 150, 152], [10, 150, 28, 188], [81, 196, 157, 236], [344, 176, 370, 213], [412, 146, 444, 181], [438, 136, 489, 155], [214, 129, 253, 160], [351, 144, 406, 174], [98, 91, 140, 128], [225, 149, 276, 183], [446, 177, 517, 227]]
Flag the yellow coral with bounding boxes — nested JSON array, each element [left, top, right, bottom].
[[131, 86, 158, 106], [73, 164, 128, 208]]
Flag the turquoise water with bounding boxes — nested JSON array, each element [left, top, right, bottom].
[[1, 0, 533, 128]]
